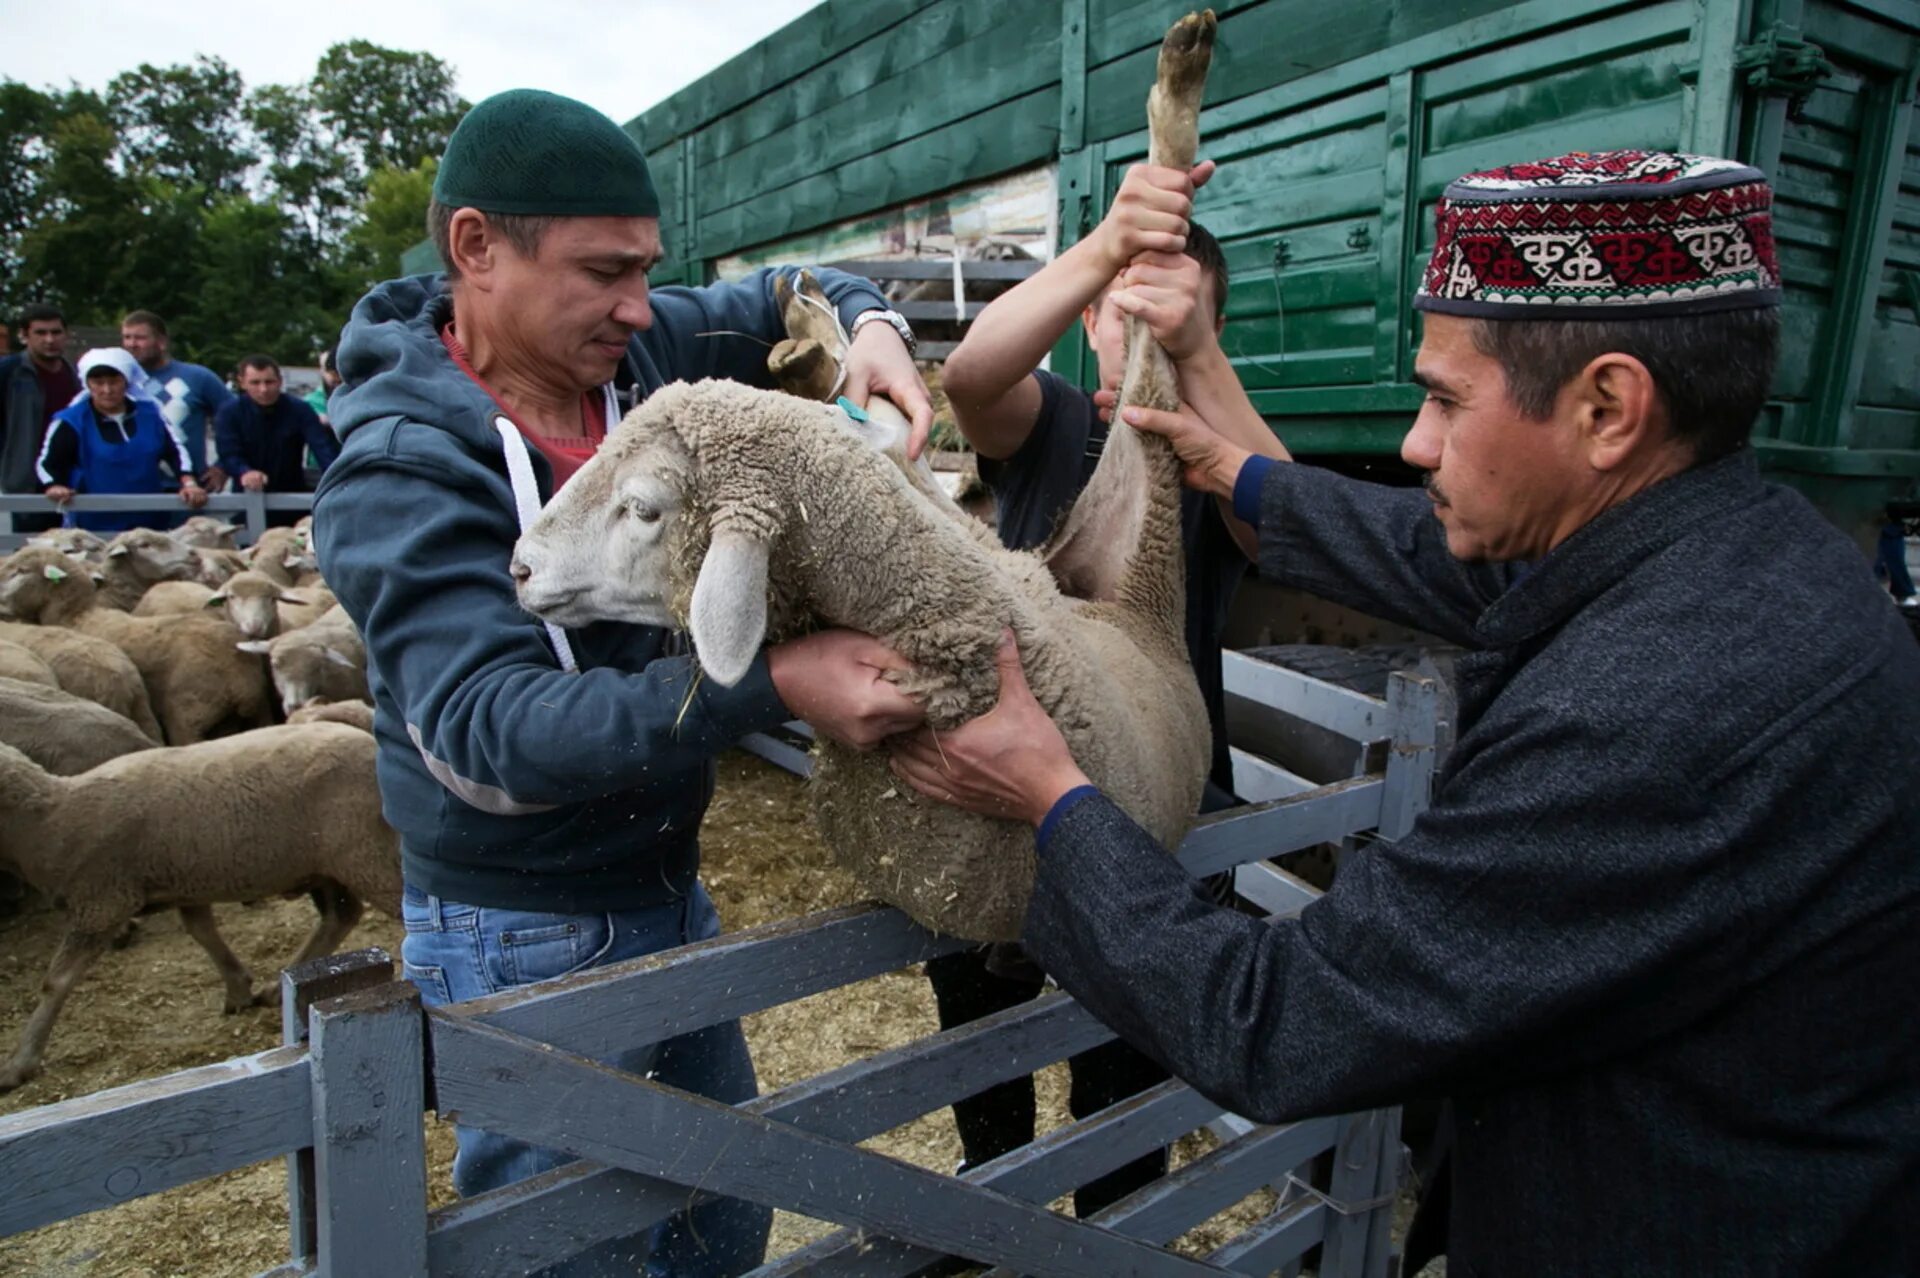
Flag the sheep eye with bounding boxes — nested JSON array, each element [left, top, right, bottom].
[[623, 502, 661, 524]]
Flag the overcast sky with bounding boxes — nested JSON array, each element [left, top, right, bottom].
[[4, 0, 823, 128]]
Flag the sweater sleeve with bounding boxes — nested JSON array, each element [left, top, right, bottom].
[[641, 266, 891, 387], [213, 401, 248, 478], [316, 455, 792, 810], [35, 416, 77, 488], [1252, 462, 1523, 647], [1024, 701, 1763, 1124], [295, 399, 340, 471]]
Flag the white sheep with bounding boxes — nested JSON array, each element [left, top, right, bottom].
[[0, 619, 163, 741], [131, 579, 216, 616], [0, 548, 274, 745], [286, 698, 374, 732], [0, 639, 58, 689], [238, 603, 367, 710], [0, 723, 400, 1091], [25, 527, 107, 566], [101, 528, 244, 608], [174, 516, 241, 551], [512, 379, 1209, 940], [0, 676, 159, 775]]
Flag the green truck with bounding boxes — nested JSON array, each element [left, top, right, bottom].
[[412, 0, 1920, 540]]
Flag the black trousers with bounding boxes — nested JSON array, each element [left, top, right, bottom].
[[924, 944, 1169, 1217]]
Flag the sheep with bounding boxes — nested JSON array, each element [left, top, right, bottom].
[[276, 582, 337, 632], [132, 579, 217, 616], [238, 604, 368, 711], [0, 639, 59, 689], [95, 528, 242, 610], [511, 378, 1209, 941], [26, 527, 108, 565], [0, 620, 163, 741], [0, 549, 274, 745], [242, 526, 307, 588], [286, 698, 374, 732], [174, 516, 241, 551], [0, 724, 401, 1090], [0, 676, 159, 775]]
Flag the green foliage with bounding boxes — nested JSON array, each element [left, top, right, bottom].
[[0, 42, 471, 372]]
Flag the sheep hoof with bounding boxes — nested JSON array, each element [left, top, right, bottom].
[[110, 919, 141, 950], [251, 990, 276, 1009], [0, 1061, 38, 1093]]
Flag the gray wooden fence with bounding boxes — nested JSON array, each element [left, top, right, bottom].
[[0, 654, 1435, 1277], [0, 492, 316, 551]]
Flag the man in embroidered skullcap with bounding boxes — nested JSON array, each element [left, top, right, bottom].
[[894, 150, 1920, 1276], [314, 89, 938, 1276]]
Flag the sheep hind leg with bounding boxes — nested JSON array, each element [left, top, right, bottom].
[[287, 882, 363, 970], [178, 904, 261, 1013], [0, 927, 115, 1092]]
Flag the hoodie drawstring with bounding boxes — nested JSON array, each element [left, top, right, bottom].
[[494, 415, 579, 674]]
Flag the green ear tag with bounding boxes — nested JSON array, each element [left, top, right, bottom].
[[42, 565, 67, 582], [835, 396, 869, 424]]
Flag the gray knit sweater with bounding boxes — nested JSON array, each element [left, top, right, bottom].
[[1028, 452, 1920, 1276]]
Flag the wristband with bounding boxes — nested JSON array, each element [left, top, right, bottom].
[[851, 308, 917, 356]]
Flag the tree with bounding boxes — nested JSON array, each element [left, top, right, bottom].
[[247, 82, 355, 248], [310, 42, 467, 177], [108, 57, 255, 194], [342, 157, 437, 292]]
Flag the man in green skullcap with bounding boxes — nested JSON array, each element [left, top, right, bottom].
[[315, 88, 934, 1276]]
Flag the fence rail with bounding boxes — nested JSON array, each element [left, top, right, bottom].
[[0, 654, 1434, 1277], [0, 492, 316, 550]]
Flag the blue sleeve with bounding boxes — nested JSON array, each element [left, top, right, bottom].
[[212, 400, 248, 477], [316, 448, 792, 807], [194, 365, 235, 413], [640, 266, 889, 387], [295, 399, 340, 471]]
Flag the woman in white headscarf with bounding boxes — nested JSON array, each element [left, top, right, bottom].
[[37, 347, 205, 532]]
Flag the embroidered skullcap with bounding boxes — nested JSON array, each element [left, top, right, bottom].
[[1413, 150, 1780, 319], [433, 89, 660, 218]]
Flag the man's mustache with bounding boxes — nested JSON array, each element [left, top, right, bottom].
[[1423, 473, 1449, 507]]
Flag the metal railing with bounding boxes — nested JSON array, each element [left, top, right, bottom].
[[0, 492, 316, 550]]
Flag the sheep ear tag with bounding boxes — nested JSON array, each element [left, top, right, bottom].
[[42, 565, 67, 582], [689, 529, 768, 688]]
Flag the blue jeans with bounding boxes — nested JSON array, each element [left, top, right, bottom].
[[401, 881, 771, 1278]]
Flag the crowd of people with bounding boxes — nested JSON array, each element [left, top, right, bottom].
[[0, 306, 345, 534]]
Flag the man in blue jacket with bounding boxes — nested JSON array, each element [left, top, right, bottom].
[[213, 353, 338, 523], [316, 89, 931, 1278]]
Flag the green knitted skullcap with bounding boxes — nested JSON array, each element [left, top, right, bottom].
[[433, 89, 660, 218]]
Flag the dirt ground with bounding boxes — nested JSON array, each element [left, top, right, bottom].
[[1, 753, 1279, 1276]]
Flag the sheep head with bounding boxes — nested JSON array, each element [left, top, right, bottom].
[[516, 380, 874, 687], [0, 548, 97, 624], [107, 528, 198, 582], [207, 570, 302, 640]]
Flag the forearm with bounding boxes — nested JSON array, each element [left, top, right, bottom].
[[422, 651, 788, 806], [1172, 345, 1286, 558], [944, 236, 1120, 456]]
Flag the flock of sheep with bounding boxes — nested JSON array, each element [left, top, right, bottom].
[[0, 515, 396, 1092]]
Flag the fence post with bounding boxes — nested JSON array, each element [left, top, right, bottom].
[[1316, 1109, 1401, 1277], [309, 980, 429, 1278], [280, 947, 395, 1267], [242, 489, 268, 545], [1377, 672, 1438, 841]]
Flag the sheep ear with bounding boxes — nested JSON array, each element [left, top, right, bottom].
[[321, 646, 357, 669], [205, 593, 227, 606], [42, 564, 66, 582], [689, 528, 768, 687], [107, 544, 128, 558], [277, 592, 309, 605], [236, 640, 272, 655]]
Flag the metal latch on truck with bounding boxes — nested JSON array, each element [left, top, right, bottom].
[[1733, 23, 1837, 118]]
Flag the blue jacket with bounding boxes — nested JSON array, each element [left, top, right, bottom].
[[40, 398, 193, 533], [214, 393, 339, 491], [315, 269, 888, 912]]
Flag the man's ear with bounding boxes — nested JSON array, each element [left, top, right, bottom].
[[688, 528, 769, 688], [446, 208, 497, 285], [1579, 353, 1660, 472], [1081, 304, 1101, 345]]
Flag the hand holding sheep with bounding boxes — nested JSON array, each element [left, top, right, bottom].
[[767, 627, 927, 750], [891, 633, 1091, 827], [841, 319, 936, 460], [1093, 161, 1215, 273]]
